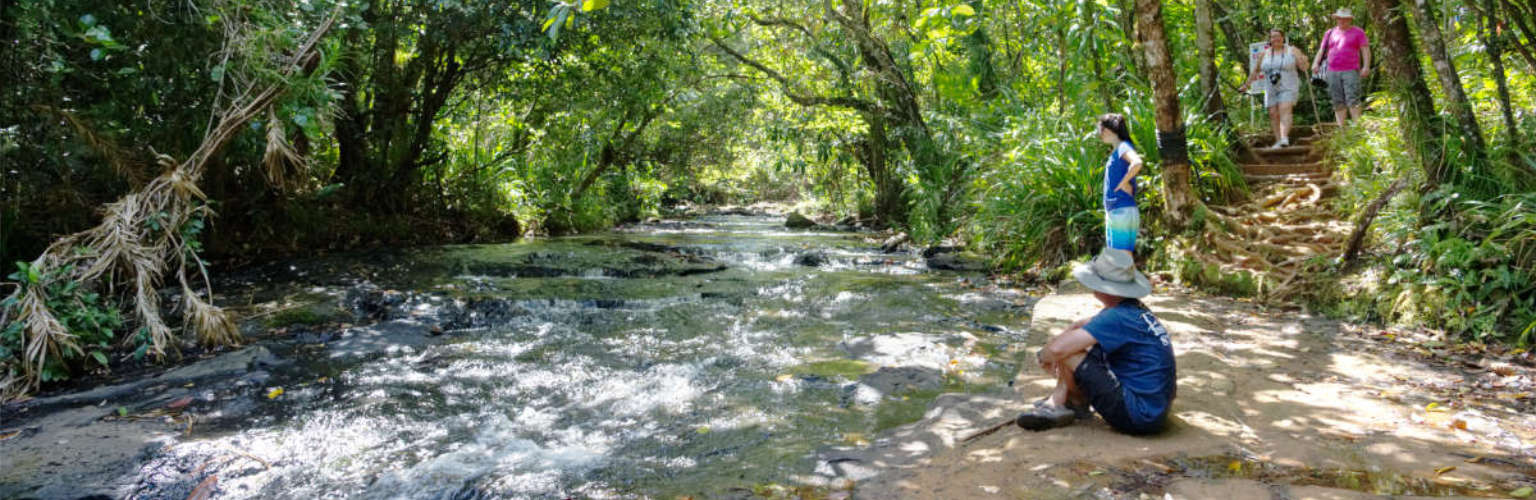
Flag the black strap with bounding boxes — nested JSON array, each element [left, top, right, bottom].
[[1318, 28, 1333, 65]]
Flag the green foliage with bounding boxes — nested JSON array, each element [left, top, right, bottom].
[[3, 262, 125, 383], [967, 116, 1104, 270], [1325, 113, 1536, 343]]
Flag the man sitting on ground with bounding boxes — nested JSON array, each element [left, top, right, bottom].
[[1016, 250, 1176, 435]]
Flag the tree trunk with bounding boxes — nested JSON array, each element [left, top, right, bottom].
[[1210, 2, 1256, 74], [860, 112, 903, 226], [1194, 0, 1253, 163], [1366, 0, 1448, 185], [1135, 0, 1198, 227], [1343, 174, 1410, 263], [1194, 0, 1225, 122], [1410, 0, 1488, 171], [1497, 0, 1536, 73], [1483, 0, 1522, 147], [1120, 0, 1143, 74]]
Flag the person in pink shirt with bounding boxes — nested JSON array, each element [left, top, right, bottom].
[[1311, 8, 1371, 127]]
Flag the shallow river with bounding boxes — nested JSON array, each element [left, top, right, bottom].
[[136, 215, 1033, 498]]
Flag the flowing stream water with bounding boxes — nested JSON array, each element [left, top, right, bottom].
[[126, 215, 1034, 498]]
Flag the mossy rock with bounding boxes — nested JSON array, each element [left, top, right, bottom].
[[789, 359, 876, 379], [264, 301, 349, 328]]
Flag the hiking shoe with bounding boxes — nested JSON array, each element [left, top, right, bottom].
[[1032, 397, 1092, 420], [1016, 404, 1077, 431]]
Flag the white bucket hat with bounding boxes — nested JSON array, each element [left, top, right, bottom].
[[1072, 250, 1152, 299], [1332, 8, 1354, 18]]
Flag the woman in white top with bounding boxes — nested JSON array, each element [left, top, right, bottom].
[[1241, 28, 1311, 148]]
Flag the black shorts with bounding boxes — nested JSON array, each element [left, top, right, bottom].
[[1074, 346, 1168, 435]]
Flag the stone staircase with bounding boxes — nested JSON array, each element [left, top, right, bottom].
[[1193, 124, 1353, 297]]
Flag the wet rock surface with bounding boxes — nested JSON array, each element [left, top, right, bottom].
[[0, 215, 1035, 499]]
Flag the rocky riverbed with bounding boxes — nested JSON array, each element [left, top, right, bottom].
[[0, 215, 1034, 499]]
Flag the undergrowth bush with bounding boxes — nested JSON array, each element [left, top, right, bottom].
[[1322, 115, 1536, 344]]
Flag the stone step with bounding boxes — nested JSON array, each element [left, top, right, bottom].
[[1240, 163, 1328, 176], [1244, 134, 1325, 148], [1252, 145, 1315, 156], [1245, 173, 1332, 185], [1252, 149, 1322, 164]]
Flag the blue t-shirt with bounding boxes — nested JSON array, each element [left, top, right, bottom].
[[1104, 141, 1138, 210], [1083, 299, 1175, 427]]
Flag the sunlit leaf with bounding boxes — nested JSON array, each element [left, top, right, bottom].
[[951, 4, 975, 17], [581, 0, 610, 12]]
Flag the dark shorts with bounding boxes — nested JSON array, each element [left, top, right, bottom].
[[1074, 346, 1168, 435]]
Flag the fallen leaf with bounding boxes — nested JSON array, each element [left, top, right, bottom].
[[1464, 456, 1486, 464], [775, 374, 792, 383], [186, 474, 218, 500], [1434, 465, 1456, 476], [183, 383, 195, 388], [1426, 402, 1448, 412], [117, 407, 128, 417], [1450, 419, 1468, 431], [1227, 460, 1243, 473], [1511, 486, 1534, 498], [167, 396, 194, 409], [266, 388, 283, 400]]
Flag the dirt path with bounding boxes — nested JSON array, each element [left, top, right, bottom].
[[814, 281, 1536, 499]]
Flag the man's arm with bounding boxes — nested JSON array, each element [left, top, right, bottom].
[[1039, 328, 1097, 367], [1360, 44, 1371, 78]]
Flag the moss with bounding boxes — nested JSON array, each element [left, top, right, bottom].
[[873, 388, 942, 431], [788, 359, 875, 379], [263, 292, 348, 328]]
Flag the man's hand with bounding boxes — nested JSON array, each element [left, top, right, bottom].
[[1116, 179, 1133, 194]]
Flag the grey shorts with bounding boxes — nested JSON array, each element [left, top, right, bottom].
[[1265, 86, 1298, 108], [1325, 69, 1362, 107]]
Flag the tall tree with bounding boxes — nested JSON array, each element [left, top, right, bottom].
[[1194, 0, 1253, 163], [1479, 0, 1521, 147], [331, 1, 541, 213], [1134, 0, 1198, 226], [1365, 0, 1447, 184], [709, 0, 954, 227], [1409, 0, 1488, 170]]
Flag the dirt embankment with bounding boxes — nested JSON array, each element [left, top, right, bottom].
[[811, 281, 1536, 499]]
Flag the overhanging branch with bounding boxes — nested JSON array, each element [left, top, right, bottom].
[[707, 34, 877, 113]]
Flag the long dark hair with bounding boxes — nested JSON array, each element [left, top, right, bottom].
[[1098, 113, 1135, 148]]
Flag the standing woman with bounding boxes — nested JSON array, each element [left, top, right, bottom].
[[1096, 114, 1143, 257], [1241, 28, 1311, 148]]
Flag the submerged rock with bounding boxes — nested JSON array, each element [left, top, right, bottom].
[[785, 212, 818, 229], [794, 251, 828, 267], [925, 251, 988, 272]]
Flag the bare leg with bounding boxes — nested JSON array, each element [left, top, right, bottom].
[[1349, 104, 1363, 121], [1047, 352, 1088, 407], [1333, 105, 1348, 127], [1277, 102, 1295, 143], [1268, 106, 1282, 143]]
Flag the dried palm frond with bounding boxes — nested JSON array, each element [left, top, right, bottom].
[[184, 292, 239, 347], [262, 109, 307, 190], [0, 14, 338, 399], [17, 290, 80, 382]]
